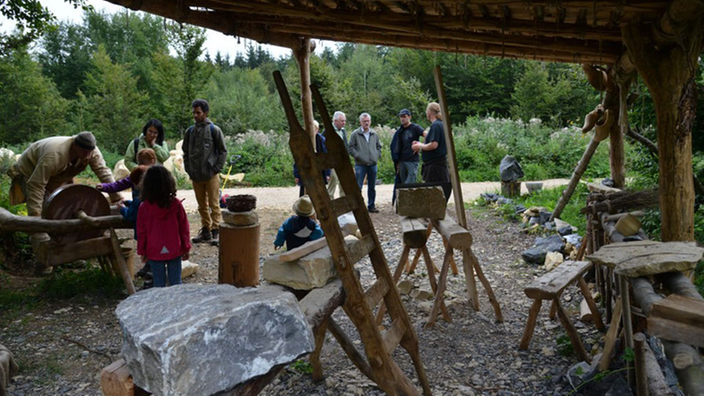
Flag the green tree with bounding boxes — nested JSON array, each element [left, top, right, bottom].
[[37, 21, 92, 99], [82, 45, 148, 152], [0, 47, 69, 144], [0, 0, 85, 55]]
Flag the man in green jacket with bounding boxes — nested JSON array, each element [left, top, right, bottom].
[[8, 132, 119, 217], [348, 112, 381, 213], [182, 99, 227, 244]]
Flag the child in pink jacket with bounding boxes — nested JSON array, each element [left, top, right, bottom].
[[137, 165, 191, 287]]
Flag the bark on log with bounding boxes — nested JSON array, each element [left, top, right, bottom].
[[293, 38, 316, 148], [633, 333, 649, 396], [622, 8, 704, 242], [662, 340, 704, 396], [0, 207, 130, 233]]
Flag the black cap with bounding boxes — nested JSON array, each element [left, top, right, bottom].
[[74, 132, 96, 150], [398, 109, 411, 116]]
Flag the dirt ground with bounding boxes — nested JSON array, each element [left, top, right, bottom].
[[1, 181, 600, 396]]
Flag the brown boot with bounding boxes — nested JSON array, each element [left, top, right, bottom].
[[191, 227, 212, 243]]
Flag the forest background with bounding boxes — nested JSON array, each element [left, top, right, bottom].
[[2, 10, 704, 235]]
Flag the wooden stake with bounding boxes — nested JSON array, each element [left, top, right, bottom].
[[599, 296, 622, 371], [109, 228, 135, 295], [519, 298, 542, 350], [633, 333, 649, 396]]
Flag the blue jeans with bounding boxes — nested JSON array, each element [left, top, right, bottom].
[[150, 257, 182, 287], [399, 161, 419, 184], [355, 164, 377, 209]]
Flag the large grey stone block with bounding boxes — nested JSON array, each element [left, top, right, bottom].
[[396, 186, 446, 219], [263, 236, 358, 290], [116, 284, 314, 396], [396, 186, 447, 220]]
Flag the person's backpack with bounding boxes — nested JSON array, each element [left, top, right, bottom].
[[184, 123, 218, 154]]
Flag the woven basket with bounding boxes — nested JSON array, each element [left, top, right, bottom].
[[226, 194, 257, 212]]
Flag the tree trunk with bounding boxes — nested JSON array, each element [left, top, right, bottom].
[[622, 20, 704, 242]]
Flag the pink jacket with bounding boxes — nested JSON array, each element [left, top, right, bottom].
[[137, 198, 191, 261]]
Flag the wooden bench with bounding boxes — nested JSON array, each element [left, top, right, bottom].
[[519, 260, 604, 363]]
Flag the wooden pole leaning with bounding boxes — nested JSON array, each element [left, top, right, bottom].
[[434, 66, 502, 322]]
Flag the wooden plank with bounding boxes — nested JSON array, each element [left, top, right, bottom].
[[585, 181, 622, 193], [279, 238, 328, 261], [650, 294, 704, 327], [400, 217, 428, 248], [586, 240, 703, 275], [599, 296, 623, 371], [524, 261, 592, 299], [39, 235, 114, 266], [331, 195, 359, 216], [431, 218, 473, 250], [647, 316, 704, 348], [365, 277, 389, 313], [346, 234, 376, 265], [299, 278, 346, 330], [382, 317, 406, 354]]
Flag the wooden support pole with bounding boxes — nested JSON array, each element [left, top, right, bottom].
[[467, 248, 503, 322], [109, 228, 136, 295], [292, 38, 316, 147], [310, 321, 327, 382], [550, 137, 600, 221], [426, 249, 453, 328], [620, 275, 635, 386], [578, 277, 605, 331], [633, 333, 649, 396], [554, 297, 591, 363], [599, 296, 623, 371], [519, 299, 542, 350], [622, 8, 704, 242]]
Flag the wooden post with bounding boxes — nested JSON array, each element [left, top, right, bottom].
[[218, 222, 260, 287], [633, 333, 649, 396], [622, 2, 704, 242], [293, 38, 316, 147], [620, 275, 635, 386], [550, 137, 601, 221]]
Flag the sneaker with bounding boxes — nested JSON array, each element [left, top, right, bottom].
[[191, 227, 212, 243], [368, 206, 379, 213], [210, 229, 219, 247], [136, 265, 151, 279]]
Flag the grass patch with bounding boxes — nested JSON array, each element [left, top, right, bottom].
[[39, 266, 125, 300]]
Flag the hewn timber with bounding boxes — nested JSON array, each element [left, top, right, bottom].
[[0, 207, 130, 233], [622, 0, 704, 242]]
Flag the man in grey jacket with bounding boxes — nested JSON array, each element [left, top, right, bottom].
[[348, 113, 381, 213], [183, 99, 227, 244]]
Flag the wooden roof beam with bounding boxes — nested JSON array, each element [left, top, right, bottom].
[[267, 23, 619, 62], [104, 0, 303, 48], [203, 1, 623, 41]]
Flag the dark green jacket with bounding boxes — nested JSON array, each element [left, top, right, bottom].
[[182, 119, 227, 182]]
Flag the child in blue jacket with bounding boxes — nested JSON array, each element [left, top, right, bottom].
[[274, 195, 324, 251]]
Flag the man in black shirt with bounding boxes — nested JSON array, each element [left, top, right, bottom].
[[412, 102, 450, 184], [391, 109, 425, 184]]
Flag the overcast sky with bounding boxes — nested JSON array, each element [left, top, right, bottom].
[[2, 0, 336, 59]]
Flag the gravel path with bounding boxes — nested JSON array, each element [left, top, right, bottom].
[[179, 179, 569, 212], [2, 179, 604, 396]]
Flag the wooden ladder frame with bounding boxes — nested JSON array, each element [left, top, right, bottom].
[[273, 71, 432, 396]]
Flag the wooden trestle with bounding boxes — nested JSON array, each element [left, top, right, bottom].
[[273, 70, 432, 396]]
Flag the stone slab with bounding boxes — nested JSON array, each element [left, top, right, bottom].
[[263, 236, 358, 290], [116, 285, 314, 396], [222, 210, 258, 226]]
